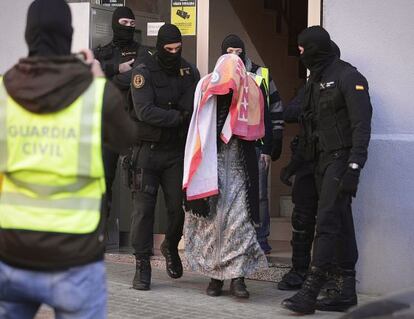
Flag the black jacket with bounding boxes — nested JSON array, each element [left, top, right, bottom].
[[94, 41, 152, 93], [0, 56, 139, 270], [130, 54, 200, 146], [283, 85, 305, 124], [300, 58, 372, 167]]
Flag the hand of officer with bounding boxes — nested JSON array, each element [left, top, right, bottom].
[[78, 49, 104, 77], [339, 168, 360, 197], [280, 159, 302, 186], [184, 198, 210, 218], [271, 138, 283, 161], [78, 48, 94, 63], [119, 59, 135, 73], [260, 154, 271, 170], [179, 111, 191, 124]]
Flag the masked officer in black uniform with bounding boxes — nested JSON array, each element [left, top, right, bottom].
[[282, 26, 372, 314], [279, 42, 341, 291], [128, 24, 200, 291], [93, 7, 151, 247]]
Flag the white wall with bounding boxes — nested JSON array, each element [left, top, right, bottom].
[[0, 2, 91, 74], [0, 1, 32, 74], [324, 0, 414, 294], [208, 0, 264, 72], [69, 2, 90, 52]]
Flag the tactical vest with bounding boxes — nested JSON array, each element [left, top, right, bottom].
[[316, 78, 353, 152], [134, 57, 197, 144], [0, 77, 106, 269]]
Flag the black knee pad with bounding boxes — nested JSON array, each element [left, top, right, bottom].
[[291, 206, 317, 233]]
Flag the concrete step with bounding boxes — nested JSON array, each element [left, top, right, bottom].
[[279, 195, 293, 218], [266, 240, 292, 265], [269, 217, 292, 241]]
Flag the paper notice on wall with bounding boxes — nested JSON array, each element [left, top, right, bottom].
[[147, 22, 166, 36], [171, 0, 196, 36], [100, 0, 125, 7]]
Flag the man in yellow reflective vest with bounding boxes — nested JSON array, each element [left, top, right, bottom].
[[0, 0, 139, 317]]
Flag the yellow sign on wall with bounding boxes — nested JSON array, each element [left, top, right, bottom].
[[171, 0, 196, 36]]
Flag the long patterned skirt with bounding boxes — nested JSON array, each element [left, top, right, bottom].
[[184, 138, 268, 280]]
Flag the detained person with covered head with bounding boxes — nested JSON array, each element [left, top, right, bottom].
[[281, 25, 372, 315], [0, 0, 141, 317], [221, 34, 284, 255], [183, 53, 268, 299]]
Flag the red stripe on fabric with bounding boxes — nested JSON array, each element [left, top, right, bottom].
[[187, 189, 219, 200], [187, 145, 202, 187]]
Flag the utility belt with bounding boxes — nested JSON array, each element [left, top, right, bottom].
[[120, 142, 180, 194]]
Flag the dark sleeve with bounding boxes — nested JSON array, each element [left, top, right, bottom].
[[268, 74, 284, 140], [341, 71, 373, 167], [130, 67, 183, 127], [102, 63, 118, 80], [260, 82, 273, 155], [93, 47, 119, 79], [110, 48, 153, 92], [111, 69, 132, 92], [283, 86, 305, 123], [102, 81, 138, 153]]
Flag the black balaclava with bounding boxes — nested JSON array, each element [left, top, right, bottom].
[[112, 7, 135, 47], [156, 23, 182, 75], [25, 0, 73, 57], [298, 26, 336, 80], [221, 34, 246, 64], [331, 40, 341, 58]]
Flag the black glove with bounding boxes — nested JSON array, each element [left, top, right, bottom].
[[271, 138, 283, 161], [184, 198, 210, 218], [339, 168, 360, 197], [179, 110, 191, 124], [280, 159, 302, 186]]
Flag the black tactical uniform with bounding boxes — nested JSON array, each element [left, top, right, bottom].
[[282, 26, 372, 315], [93, 7, 150, 249], [128, 24, 200, 291], [278, 41, 341, 291], [278, 86, 318, 290]]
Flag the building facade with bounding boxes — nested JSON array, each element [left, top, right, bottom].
[[0, 0, 413, 295]]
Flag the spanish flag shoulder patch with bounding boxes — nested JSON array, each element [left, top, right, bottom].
[[355, 85, 365, 91]]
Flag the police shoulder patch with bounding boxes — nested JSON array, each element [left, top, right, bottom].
[[133, 74, 145, 89]]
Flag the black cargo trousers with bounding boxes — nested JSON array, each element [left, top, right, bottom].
[[290, 162, 318, 270], [312, 149, 358, 271], [129, 141, 185, 258]]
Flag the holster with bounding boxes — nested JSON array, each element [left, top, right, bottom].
[[120, 144, 143, 191]]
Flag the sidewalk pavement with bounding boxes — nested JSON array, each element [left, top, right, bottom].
[[35, 258, 377, 319]]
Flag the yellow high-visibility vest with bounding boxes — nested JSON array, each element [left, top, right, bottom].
[[254, 73, 265, 89], [0, 77, 106, 234], [255, 67, 270, 106]]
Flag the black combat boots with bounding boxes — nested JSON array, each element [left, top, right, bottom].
[[160, 240, 183, 279], [278, 268, 307, 290], [316, 269, 357, 312], [206, 278, 224, 297], [282, 267, 327, 314], [230, 277, 250, 299], [132, 256, 151, 290]]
